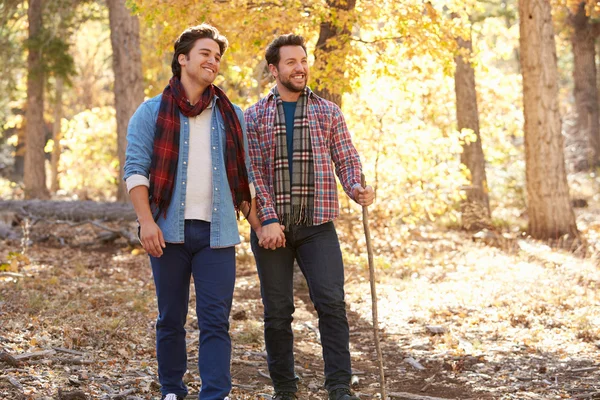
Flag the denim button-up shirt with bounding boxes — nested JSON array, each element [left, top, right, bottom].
[[124, 93, 251, 248]]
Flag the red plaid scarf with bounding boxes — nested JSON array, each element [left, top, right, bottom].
[[149, 76, 251, 217]]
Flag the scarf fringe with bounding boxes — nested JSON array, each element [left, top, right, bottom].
[[280, 205, 314, 229]]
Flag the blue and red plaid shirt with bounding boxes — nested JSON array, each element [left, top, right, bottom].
[[245, 87, 363, 225]]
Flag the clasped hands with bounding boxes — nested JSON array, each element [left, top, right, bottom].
[[256, 223, 286, 250]]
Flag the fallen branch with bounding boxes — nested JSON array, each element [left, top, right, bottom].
[[58, 389, 88, 400], [0, 352, 20, 367], [232, 383, 256, 390], [52, 357, 94, 365], [0, 375, 23, 391], [404, 357, 426, 371], [388, 392, 451, 400], [13, 349, 56, 361], [39, 220, 139, 247], [52, 347, 87, 357], [232, 359, 262, 367], [569, 366, 599, 374], [258, 369, 271, 379], [0, 272, 24, 278], [111, 388, 136, 399], [572, 391, 600, 399], [0, 200, 136, 222]]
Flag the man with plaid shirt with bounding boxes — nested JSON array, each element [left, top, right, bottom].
[[245, 34, 374, 400]]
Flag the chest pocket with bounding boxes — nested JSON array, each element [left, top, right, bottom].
[[259, 123, 276, 158], [309, 118, 330, 153]]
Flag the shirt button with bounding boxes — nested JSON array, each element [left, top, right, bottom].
[[215, 187, 218, 191], [212, 127, 215, 130], [182, 181, 185, 185], [183, 161, 187, 165], [212, 146, 216, 150], [184, 121, 188, 125], [213, 167, 217, 170], [182, 202, 185, 206], [185, 141, 188, 144], [214, 208, 217, 211]]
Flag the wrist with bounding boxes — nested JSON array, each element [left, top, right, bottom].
[[138, 216, 155, 225], [261, 218, 279, 227]]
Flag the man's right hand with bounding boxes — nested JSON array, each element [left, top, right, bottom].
[[139, 220, 166, 257], [258, 223, 286, 250]]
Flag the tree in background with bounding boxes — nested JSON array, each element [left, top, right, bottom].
[[568, 1, 600, 168], [454, 31, 491, 228], [518, 0, 578, 239], [313, 0, 356, 106], [452, 11, 491, 230], [25, 0, 50, 199], [107, 0, 144, 202]]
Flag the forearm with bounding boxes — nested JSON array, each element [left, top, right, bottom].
[[129, 186, 155, 224], [246, 198, 262, 231]]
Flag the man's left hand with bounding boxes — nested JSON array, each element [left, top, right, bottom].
[[353, 184, 375, 207]]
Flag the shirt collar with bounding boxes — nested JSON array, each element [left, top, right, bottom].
[[267, 85, 314, 101]]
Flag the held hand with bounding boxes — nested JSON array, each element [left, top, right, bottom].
[[258, 223, 286, 250], [139, 220, 166, 257], [353, 185, 375, 207]]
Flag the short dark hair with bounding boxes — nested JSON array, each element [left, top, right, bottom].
[[171, 24, 228, 78], [265, 34, 307, 67]]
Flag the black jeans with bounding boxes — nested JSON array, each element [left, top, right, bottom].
[[250, 222, 351, 393]]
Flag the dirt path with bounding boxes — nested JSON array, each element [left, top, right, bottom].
[[0, 222, 599, 399]]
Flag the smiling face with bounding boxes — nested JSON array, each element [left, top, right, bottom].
[[178, 38, 221, 88], [269, 45, 308, 96]]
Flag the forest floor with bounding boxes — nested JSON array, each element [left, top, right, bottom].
[[0, 204, 599, 400]]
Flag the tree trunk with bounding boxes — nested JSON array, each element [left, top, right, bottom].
[[24, 0, 50, 199], [570, 2, 600, 168], [454, 34, 491, 230], [107, 0, 144, 202], [51, 77, 64, 193], [13, 128, 25, 182], [313, 0, 356, 107], [518, 0, 578, 240]]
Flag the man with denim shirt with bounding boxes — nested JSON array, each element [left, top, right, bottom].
[[124, 24, 252, 400], [245, 34, 374, 400]]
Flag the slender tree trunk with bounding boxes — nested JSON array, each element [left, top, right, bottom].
[[13, 128, 25, 181], [518, 0, 578, 239], [51, 77, 64, 193], [570, 2, 600, 168], [107, 0, 144, 202], [24, 0, 49, 199], [313, 0, 356, 107], [454, 34, 491, 229]]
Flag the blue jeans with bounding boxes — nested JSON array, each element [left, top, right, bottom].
[[250, 221, 352, 393], [150, 220, 235, 400]]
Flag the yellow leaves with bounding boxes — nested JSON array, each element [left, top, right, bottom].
[[0, 252, 30, 272], [58, 107, 118, 200]]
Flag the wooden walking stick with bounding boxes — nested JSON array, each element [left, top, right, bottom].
[[360, 173, 386, 399]]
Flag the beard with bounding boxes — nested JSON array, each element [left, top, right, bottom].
[[279, 74, 307, 93]]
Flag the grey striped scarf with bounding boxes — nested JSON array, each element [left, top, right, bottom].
[[272, 86, 314, 229]]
